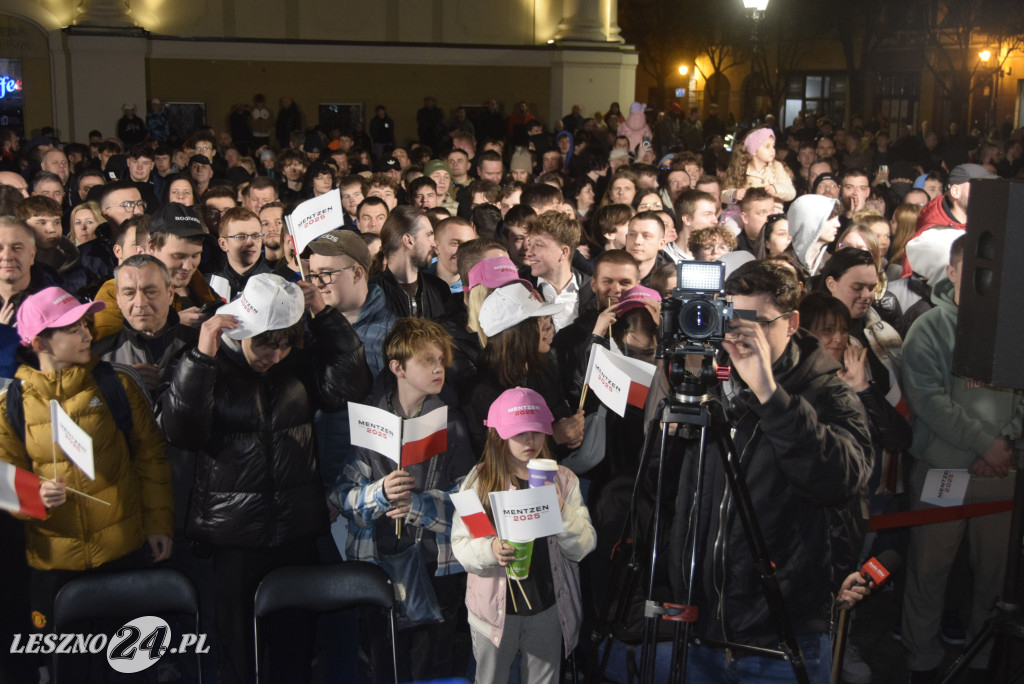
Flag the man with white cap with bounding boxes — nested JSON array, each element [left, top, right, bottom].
[[159, 273, 371, 684], [900, 162, 997, 277]]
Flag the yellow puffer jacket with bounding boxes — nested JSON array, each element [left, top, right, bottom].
[[0, 358, 173, 571]]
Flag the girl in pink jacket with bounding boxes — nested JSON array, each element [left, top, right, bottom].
[[452, 387, 596, 684]]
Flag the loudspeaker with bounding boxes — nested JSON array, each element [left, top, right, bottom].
[[952, 179, 1024, 390]]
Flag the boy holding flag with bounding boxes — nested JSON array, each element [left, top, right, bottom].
[[333, 317, 475, 682]]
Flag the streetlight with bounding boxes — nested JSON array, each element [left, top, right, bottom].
[[979, 49, 992, 62], [678, 65, 689, 77], [743, 0, 770, 44]]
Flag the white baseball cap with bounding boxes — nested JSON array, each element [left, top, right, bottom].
[[477, 282, 562, 338], [219, 274, 305, 340]]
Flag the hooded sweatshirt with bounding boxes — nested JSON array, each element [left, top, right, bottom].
[[786, 194, 838, 275], [900, 279, 1024, 470], [617, 103, 652, 151]]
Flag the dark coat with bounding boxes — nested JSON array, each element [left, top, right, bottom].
[[667, 331, 872, 647], [159, 307, 372, 548], [371, 268, 451, 320]]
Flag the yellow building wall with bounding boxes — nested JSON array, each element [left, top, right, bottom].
[[131, 0, 558, 45], [146, 58, 552, 147]]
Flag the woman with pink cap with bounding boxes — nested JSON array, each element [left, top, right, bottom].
[[452, 387, 596, 684], [722, 126, 796, 210]]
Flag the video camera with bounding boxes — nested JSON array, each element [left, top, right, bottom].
[[658, 261, 754, 402]]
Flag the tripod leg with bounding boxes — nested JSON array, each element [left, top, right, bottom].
[[708, 406, 811, 684], [639, 422, 672, 683]]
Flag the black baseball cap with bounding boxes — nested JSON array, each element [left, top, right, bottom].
[[150, 202, 205, 237]]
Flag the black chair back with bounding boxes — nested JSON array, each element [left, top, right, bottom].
[[253, 561, 397, 683]]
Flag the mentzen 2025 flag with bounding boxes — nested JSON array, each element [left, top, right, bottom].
[[287, 189, 345, 255], [50, 400, 95, 480], [489, 486, 564, 542], [450, 489, 497, 539], [0, 461, 46, 520], [401, 406, 448, 467], [348, 402, 402, 465], [584, 344, 657, 417]]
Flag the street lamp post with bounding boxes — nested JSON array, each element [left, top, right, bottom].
[[743, 0, 770, 121]]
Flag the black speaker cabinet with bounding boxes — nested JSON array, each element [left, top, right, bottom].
[[952, 178, 1024, 390]]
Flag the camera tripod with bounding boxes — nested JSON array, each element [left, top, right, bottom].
[[589, 356, 810, 684]]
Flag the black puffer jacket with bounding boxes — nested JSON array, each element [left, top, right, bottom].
[[667, 331, 872, 647], [159, 307, 372, 547]]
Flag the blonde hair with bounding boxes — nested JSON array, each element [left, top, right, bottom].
[[467, 284, 494, 347], [383, 317, 454, 369], [69, 201, 103, 245], [474, 428, 552, 519]]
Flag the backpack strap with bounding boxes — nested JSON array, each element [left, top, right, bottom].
[[92, 361, 133, 439], [5, 379, 24, 443]]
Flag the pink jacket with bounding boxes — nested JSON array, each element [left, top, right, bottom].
[[452, 465, 596, 656], [617, 109, 652, 151]]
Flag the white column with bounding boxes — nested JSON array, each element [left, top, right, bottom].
[[549, 48, 638, 125], [73, 0, 136, 29], [555, 0, 608, 43]]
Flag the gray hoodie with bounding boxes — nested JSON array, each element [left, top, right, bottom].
[[786, 194, 837, 274]]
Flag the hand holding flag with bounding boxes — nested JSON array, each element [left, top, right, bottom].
[[0, 461, 47, 520]]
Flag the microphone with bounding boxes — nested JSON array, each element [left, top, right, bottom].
[[860, 550, 902, 588]]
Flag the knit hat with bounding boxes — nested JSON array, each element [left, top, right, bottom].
[[423, 159, 452, 179], [485, 386, 554, 439], [510, 148, 532, 173], [744, 128, 775, 156]]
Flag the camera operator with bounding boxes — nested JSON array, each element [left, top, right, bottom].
[[664, 260, 872, 682]]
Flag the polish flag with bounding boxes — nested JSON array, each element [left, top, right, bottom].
[[451, 490, 497, 539], [401, 407, 448, 467], [0, 461, 46, 520], [584, 345, 657, 417]]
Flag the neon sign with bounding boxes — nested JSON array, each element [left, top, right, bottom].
[[0, 76, 22, 100]]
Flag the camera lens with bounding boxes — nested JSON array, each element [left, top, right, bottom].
[[679, 300, 720, 340]]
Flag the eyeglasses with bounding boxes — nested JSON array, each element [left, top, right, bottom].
[[637, 202, 663, 211], [224, 232, 264, 242], [754, 311, 792, 328], [195, 146, 213, 153], [305, 266, 355, 286], [105, 200, 146, 212], [206, 207, 231, 217]]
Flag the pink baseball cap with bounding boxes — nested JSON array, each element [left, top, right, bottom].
[[17, 287, 105, 346], [615, 285, 662, 322], [468, 256, 531, 291], [485, 387, 554, 439]]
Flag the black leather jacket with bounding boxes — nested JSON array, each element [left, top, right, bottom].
[[667, 331, 873, 648], [158, 307, 372, 547]]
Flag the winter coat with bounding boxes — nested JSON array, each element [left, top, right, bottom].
[[159, 307, 372, 547], [0, 358, 173, 571], [371, 268, 451, 320], [617, 106, 652, 151], [332, 380, 476, 574], [900, 279, 1024, 469], [667, 331, 872, 648], [92, 270, 218, 342], [900, 195, 965, 277], [91, 311, 199, 403], [452, 465, 596, 656]]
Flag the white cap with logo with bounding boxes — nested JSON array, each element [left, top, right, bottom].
[[477, 282, 563, 338], [218, 274, 305, 340]]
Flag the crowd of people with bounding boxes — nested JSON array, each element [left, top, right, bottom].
[[0, 94, 1021, 684]]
